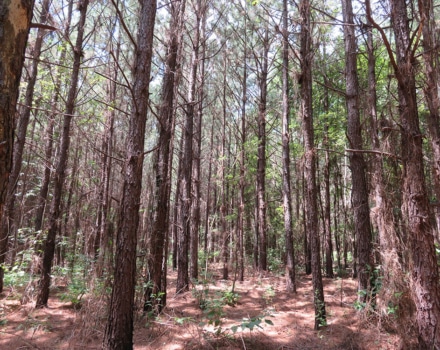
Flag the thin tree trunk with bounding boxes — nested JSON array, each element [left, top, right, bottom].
[[176, 0, 201, 293], [36, 0, 89, 308], [341, 0, 373, 300], [299, 0, 326, 329], [191, 1, 206, 281], [256, 29, 269, 271], [34, 0, 74, 256], [102, 0, 156, 348], [282, 0, 295, 292], [237, 10, 247, 282], [221, 50, 229, 280], [95, 38, 119, 277], [144, 0, 185, 313]]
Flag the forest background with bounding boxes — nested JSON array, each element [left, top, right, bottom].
[[1, 0, 440, 348]]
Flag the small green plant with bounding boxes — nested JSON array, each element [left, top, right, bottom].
[[231, 314, 274, 333], [60, 278, 87, 308], [222, 290, 239, 306], [174, 316, 192, 325], [263, 285, 276, 309]]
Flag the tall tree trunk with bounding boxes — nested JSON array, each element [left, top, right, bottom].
[[221, 50, 229, 280], [256, 29, 269, 271], [369, 0, 440, 346], [282, 0, 295, 292], [420, 0, 440, 228], [1, 0, 50, 282], [95, 38, 119, 278], [364, 7, 414, 344], [191, 0, 206, 281], [35, 0, 89, 308], [237, 9, 247, 282], [204, 121, 215, 254], [299, 0, 326, 329], [144, 0, 185, 313], [34, 0, 74, 256], [341, 0, 373, 300], [102, 0, 156, 348], [176, 0, 201, 293], [0, 0, 34, 293]]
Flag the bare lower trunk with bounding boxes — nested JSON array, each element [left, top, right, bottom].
[[0, 0, 34, 293], [103, 0, 156, 348], [299, 0, 326, 329], [342, 0, 373, 300], [282, 0, 295, 292]]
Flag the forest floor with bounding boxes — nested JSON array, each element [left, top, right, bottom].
[[0, 268, 400, 349]]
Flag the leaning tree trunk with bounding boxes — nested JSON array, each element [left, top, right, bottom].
[[282, 0, 296, 292], [341, 0, 373, 301], [103, 0, 157, 348], [299, 0, 326, 330], [0, 0, 34, 293], [36, 0, 89, 308]]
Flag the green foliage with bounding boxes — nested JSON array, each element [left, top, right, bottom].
[[231, 313, 274, 334], [222, 290, 240, 307], [3, 265, 28, 288]]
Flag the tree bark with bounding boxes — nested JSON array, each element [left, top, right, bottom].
[[102, 0, 156, 348], [299, 0, 326, 329], [341, 0, 373, 300], [0, 0, 34, 293], [191, 0, 206, 281], [282, 0, 295, 292], [176, 0, 201, 293], [144, 0, 185, 313], [256, 29, 269, 271], [1, 0, 50, 281], [382, 0, 440, 346]]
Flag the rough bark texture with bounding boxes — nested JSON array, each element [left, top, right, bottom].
[[191, 1, 205, 281], [221, 50, 229, 280], [0, 0, 34, 293], [299, 0, 326, 329], [176, 0, 200, 293], [420, 0, 440, 233], [256, 29, 269, 271], [282, 0, 295, 292], [35, 0, 89, 308], [341, 0, 373, 300], [144, 0, 184, 313], [364, 8, 415, 344], [389, 0, 440, 347], [1, 0, 49, 277], [237, 12, 247, 282], [102, 0, 156, 348]]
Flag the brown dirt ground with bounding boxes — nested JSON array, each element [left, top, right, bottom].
[[0, 270, 400, 349]]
